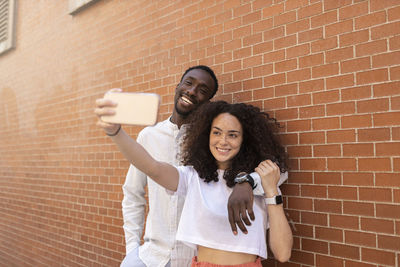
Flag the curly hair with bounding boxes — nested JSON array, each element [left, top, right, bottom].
[[180, 100, 288, 187]]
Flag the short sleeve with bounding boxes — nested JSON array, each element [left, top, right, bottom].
[[166, 166, 195, 196]]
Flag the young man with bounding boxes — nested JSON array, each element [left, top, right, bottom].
[[118, 66, 258, 267]]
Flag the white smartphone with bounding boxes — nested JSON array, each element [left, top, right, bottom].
[[101, 92, 160, 126]]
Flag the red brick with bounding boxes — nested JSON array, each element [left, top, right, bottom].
[[263, 73, 286, 87], [311, 36, 338, 53], [313, 90, 340, 104], [274, 34, 297, 49], [326, 75, 355, 90], [316, 255, 344, 267], [376, 203, 400, 219], [275, 108, 299, 120], [327, 129, 356, 143], [313, 117, 341, 130], [330, 243, 360, 260], [301, 185, 327, 198], [299, 105, 325, 119], [287, 119, 311, 132], [328, 158, 357, 171], [300, 158, 327, 170], [358, 158, 392, 171], [339, 1, 369, 20], [328, 186, 358, 200], [312, 63, 339, 78], [343, 172, 374, 186], [316, 227, 343, 242], [275, 59, 298, 73], [356, 39, 388, 57], [302, 238, 328, 254], [288, 197, 313, 210], [389, 35, 400, 50], [302, 211, 328, 226], [315, 172, 342, 185], [253, 18, 273, 33], [300, 132, 326, 144], [262, 3, 284, 18], [361, 248, 396, 266], [311, 10, 338, 28], [358, 128, 390, 142], [339, 29, 369, 47], [341, 114, 372, 129], [371, 0, 400, 11], [373, 112, 400, 126], [375, 173, 400, 187], [273, 10, 297, 27], [373, 51, 400, 68], [356, 69, 389, 85], [286, 18, 310, 35], [341, 85, 372, 101], [253, 41, 273, 55], [287, 68, 312, 82], [298, 2, 323, 19], [314, 144, 341, 157], [299, 79, 325, 93], [373, 81, 400, 97], [287, 145, 312, 157], [359, 187, 392, 202], [357, 98, 390, 113], [299, 53, 324, 68], [326, 19, 354, 37], [388, 5, 400, 21], [315, 199, 342, 213], [330, 214, 359, 230], [355, 11, 386, 30], [378, 234, 400, 251], [371, 21, 400, 40], [345, 230, 377, 247], [341, 57, 371, 74], [343, 143, 374, 156], [327, 102, 356, 116], [299, 27, 324, 43], [376, 142, 400, 156], [390, 65, 400, 80]]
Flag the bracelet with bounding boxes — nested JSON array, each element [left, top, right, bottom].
[[106, 125, 121, 136]]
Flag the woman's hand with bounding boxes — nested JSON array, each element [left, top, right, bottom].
[[94, 88, 122, 136], [255, 160, 280, 198]]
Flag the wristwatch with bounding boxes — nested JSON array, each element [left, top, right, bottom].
[[234, 172, 257, 189], [264, 195, 283, 205]]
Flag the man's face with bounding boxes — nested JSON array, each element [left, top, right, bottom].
[[174, 69, 216, 117]]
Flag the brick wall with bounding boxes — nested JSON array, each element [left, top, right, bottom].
[[0, 0, 399, 266]]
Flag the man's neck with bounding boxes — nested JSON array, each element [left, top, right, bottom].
[[170, 111, 187, 129]]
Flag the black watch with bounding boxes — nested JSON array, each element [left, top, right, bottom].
[[234, 172, 257, 189]]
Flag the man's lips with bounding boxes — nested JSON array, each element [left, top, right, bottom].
[[180, 95, 194, 105]]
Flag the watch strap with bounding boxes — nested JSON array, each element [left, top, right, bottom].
[[264, 195, 283, 205]]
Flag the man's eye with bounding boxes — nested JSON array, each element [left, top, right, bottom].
[[184, 80, 192, 85]]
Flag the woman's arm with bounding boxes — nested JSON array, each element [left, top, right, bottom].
[[255, 160, 293, 263], [95, 92, 179, 191]]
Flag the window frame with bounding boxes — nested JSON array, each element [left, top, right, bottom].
[[68, 0, 100, 15], [0, 0, 17, 55]]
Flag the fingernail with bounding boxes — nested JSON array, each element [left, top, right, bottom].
[[233, 231, 237, 235]]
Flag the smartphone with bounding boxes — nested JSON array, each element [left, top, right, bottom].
[[101, 92, 160, 126]]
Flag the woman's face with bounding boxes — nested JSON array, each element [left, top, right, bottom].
[[209, 112, 243, 170]]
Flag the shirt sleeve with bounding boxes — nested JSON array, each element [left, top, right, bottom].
[[121, 132, 148, 254], [250, 171, 288, 196], [166, 166, 192, 196]]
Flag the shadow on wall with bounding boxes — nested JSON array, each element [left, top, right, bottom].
[[0, 87, 20, 138]]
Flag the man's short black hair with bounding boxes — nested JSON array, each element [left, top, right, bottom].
[[180, 65, 219, 99]]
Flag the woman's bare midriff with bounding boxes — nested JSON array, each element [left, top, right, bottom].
[[197, 245, 257, 264]]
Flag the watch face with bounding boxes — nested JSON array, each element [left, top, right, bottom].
[[234, 172, 248, 183], [276, 195, 283, 204]]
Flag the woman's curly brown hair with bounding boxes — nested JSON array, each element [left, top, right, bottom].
[[180, 100, 288, 187]]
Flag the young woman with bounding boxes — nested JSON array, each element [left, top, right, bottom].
[[95, 98, 293, 266]]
